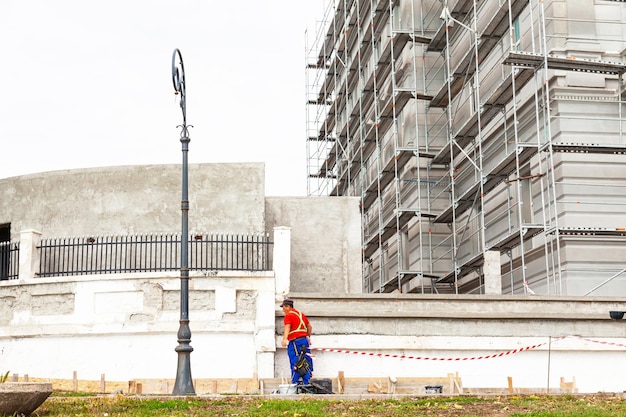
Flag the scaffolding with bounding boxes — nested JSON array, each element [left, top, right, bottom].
[[306, 0, 626, 296]]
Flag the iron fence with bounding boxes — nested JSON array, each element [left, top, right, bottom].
[[37, 233, 272, 277], [0, 241, 19, 280]]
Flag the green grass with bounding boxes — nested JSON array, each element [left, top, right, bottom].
[[34, 394, 626, 416], [50, 391, 95, 397]]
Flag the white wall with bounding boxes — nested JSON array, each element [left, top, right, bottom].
[[3, 275, 626, 393], [0, 271, 278, 382], [274, 294, 626, 393]]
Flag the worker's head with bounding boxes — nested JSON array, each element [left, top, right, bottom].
[[280, 298, 294, 311]]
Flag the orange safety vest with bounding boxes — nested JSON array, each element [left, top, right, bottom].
[[287, 310, 308, 338]]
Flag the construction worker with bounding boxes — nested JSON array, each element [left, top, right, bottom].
[[280, 298, 313, 385]]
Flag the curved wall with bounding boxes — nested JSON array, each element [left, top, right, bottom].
[[0, 164, 364, 295], [0, 163, 266, 238]]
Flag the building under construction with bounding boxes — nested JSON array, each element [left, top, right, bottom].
[[306, 0, 626, 295]]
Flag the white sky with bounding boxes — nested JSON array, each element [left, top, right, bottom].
[[0, 0, 328, 196]]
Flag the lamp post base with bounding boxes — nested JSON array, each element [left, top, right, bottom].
[[172, 319, 195, 395]]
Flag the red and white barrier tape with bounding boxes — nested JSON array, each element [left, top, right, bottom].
[[310, 341, 549, 361], [310, 335, 626, 362], [571, 335, 626, 349]]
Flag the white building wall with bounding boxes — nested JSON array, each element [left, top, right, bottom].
[[0, 271, 278, 382], [2, 273, 626, 393], [278, 294, 626, 394]]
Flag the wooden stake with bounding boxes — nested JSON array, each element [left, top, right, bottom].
[[454, 372, 463, 394], [73, 371, 78, 392], [388, 376, 397, 394], [100, 374, 105, 394], [337, 371, 345, 394], [507, 376, 514, 394]]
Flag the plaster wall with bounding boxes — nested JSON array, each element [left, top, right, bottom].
[[265, 197, 362, 294], [0, 271, 278, 382], [1, 165, 363, 295], [0, 163, 266, 237], [2, 164, 625, 394], [3, 277, 626, 393], [275, 294, 626, 393]]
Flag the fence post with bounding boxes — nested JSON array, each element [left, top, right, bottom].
[[273, 227, 291, 298], [18, 229, 42, 281]]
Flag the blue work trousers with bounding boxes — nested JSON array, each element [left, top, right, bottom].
[[288, 337, 313, 384]]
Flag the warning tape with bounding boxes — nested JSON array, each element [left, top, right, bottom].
[[310, 341, 551, 362], [571, 335, 626, 349], [310, 335, 626, 362]]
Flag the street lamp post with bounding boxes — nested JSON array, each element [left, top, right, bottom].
[[171, 48, 196, 396]]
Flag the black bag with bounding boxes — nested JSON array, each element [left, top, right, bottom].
[[294, 347, 310, 376]]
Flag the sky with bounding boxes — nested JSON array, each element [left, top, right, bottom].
[[0, 0, 328, 196]]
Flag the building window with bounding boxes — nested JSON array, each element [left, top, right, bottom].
[[0, 223, 10, 280], [513, 17, 521, 51]]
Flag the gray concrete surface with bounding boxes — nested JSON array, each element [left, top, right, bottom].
[[1, 164, 364, 295], [265, 197, 362, 294], [0, 163, 266, 237], [0, 382, 53, 416]]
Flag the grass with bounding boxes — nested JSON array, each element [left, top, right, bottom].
[[32, 393, 626, 416]]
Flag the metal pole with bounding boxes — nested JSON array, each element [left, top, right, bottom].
[[171, 48, 195, 396]]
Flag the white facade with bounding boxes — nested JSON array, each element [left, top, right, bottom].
[[3, 259, 626, 394]]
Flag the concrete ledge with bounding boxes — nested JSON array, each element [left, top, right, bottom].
[[286, 293, 626, 321], [0, 382, 53, 416]]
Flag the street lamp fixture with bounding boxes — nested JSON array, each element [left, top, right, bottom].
[[171, 48, 196, 396]]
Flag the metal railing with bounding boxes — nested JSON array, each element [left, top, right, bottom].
[[0, 241, 19, 280], [37, 233, 272, 277]]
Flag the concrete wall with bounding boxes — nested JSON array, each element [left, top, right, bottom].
[[277, 294, 626, 393], [265, 196, 362, 294], [0, 163, 266, 237], [1, 164, 364, 295], [0, 271, 278, 384], [3, 164, 626, 394], [4, 274, 626, 394]]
